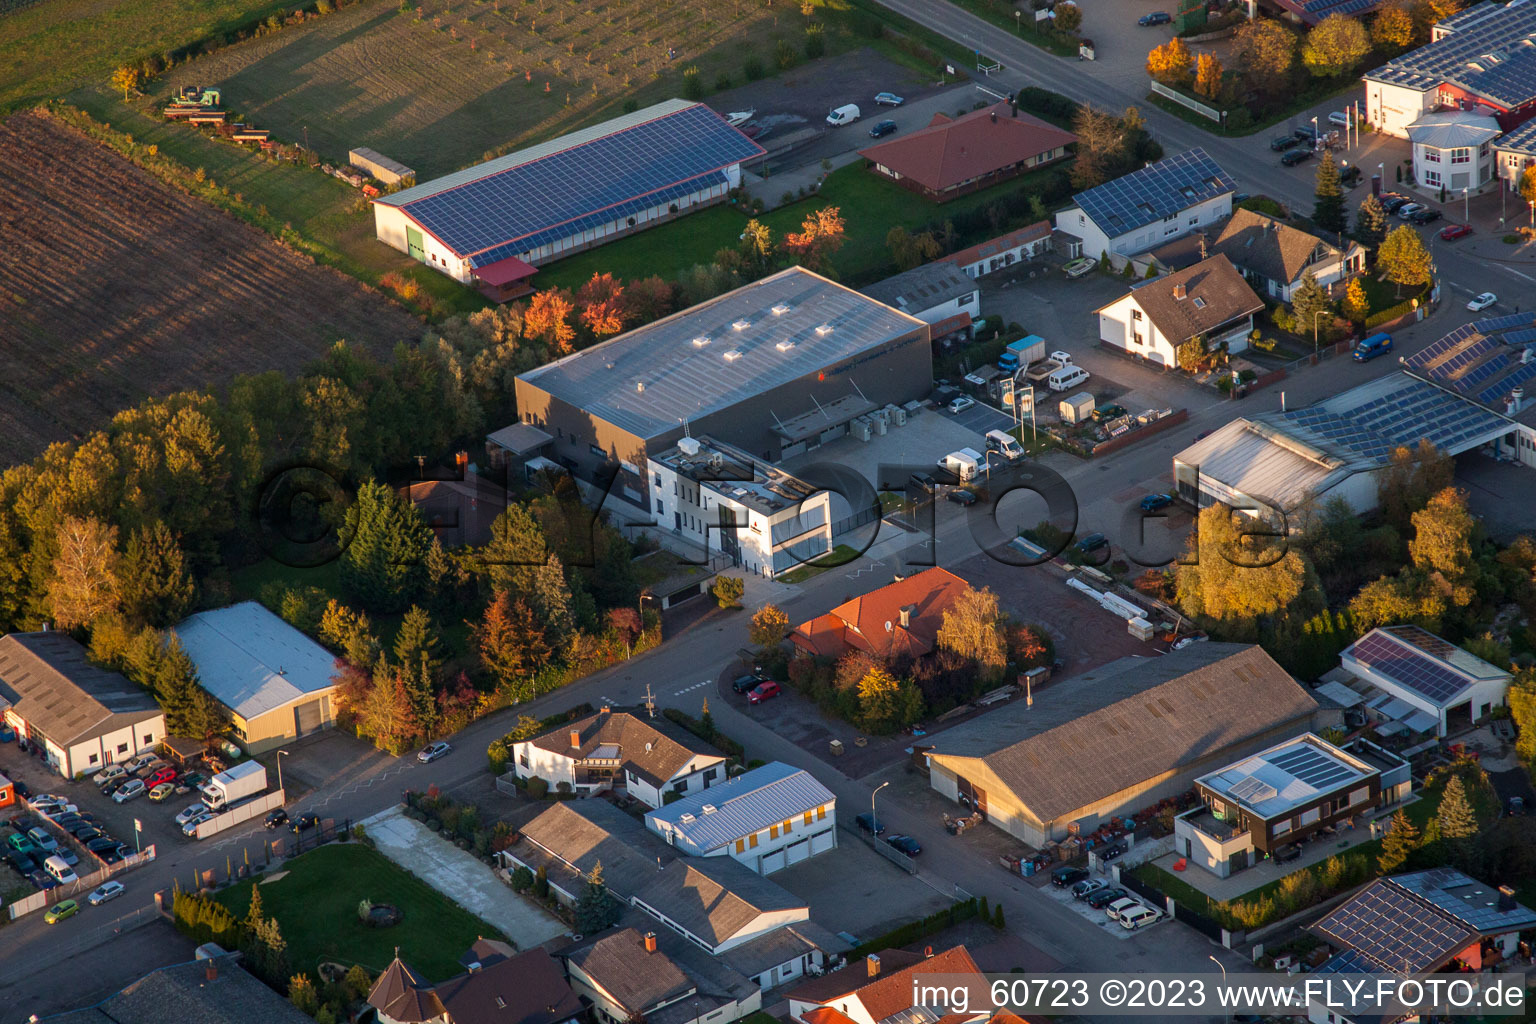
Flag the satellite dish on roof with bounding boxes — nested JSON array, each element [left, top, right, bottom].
[[885, 621, 893, 632]]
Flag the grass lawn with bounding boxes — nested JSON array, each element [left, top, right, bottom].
[[215, 842, 503, 981], [541, 161, 1061, 292], [0, 0, 292, 113], [777, 543, 862, 585]]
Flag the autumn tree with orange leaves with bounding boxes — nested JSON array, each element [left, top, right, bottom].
[[783, 206, 846, 276], [575, 273, 632, 338], [523, 289, 576, 353]]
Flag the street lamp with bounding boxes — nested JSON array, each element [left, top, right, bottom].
[[1015, 8, 1021, 32], [1463, 186, 1470, 223], [1529, 199, 1533, 229], [1313, 310, 1328, 352], [1310, 115, 1319, 147], [872, 781, 890, 829], [276, 748, 290, 794], [1208, 955, 1227, 982]]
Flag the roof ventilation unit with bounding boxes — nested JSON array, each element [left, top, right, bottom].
[[701, 804, 717, 814], [679, 813, 696, 824], [635, 381, 646, 392], [815, 323, 834, 336], [732, 318, 752, 331], [771, 303, 794, 316], [677, 436, 702, 456], [776, 339, 797, 352], [723, 348, 743, 361], [691, 335, 712, 348]]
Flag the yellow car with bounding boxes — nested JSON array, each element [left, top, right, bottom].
[[44, 899, 79, 924], [148, 782, 177, 802]]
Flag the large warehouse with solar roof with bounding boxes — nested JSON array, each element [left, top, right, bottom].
[[371, 99, 763, 300], [1173, 311, 1536, 518]]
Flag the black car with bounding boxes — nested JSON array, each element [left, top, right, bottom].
[[1294, 126, 1318, 142], [868, 119, 898, 138], [947, 488, 977, 506], [72, 825, 102, 841], [53, 814, 84, 830], [1339, 165, 1362, 187], [99, 777, 128, 796], [8, 814, 37, 832], [1408, 207, 1442, 225], [1051, 865, 1090, 887], [885, 834, 922, 856], [1100, 841, 1127, 860], [1086, 886, 1129, 909], [909, 472, 938, 494], [1280, 148, 1312, 167], [855, 812, 885, 835], [1074, 532, 1108, 554], [1378, 193, 1412, 213], [264, 809, 289, 830], [1269, 135, 1300, 152], [291, 813, 320, 833], [1138, 10, 1171, 24], [731, 673, 767, 694]]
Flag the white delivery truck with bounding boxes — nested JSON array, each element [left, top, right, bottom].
[[199, 761, 268, 810], [985, 429, 1025, 461], [826, 103, 861, 126], [938, 450, 980, 482]]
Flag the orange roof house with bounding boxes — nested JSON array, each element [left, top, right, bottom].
[[858, 102, 1076, 201], [788, 946, 986, 1024], [791, 567, 972, 661]]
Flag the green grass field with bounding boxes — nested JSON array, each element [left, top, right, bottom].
[[539, 160, 1061, 291], [0, 0, 293, 112], [215, 842, 503, 980]]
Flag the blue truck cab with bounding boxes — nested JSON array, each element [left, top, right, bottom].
[[1352, 332, 1393, 362], [997, 334, 1046, 373]]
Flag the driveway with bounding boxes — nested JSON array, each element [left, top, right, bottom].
[[361, 806, 568, 950]]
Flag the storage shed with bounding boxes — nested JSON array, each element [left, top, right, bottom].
[[348, 147, 415, 187], [1058, 392, 1094, 424]]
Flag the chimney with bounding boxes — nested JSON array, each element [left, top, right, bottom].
[[644, 932, 658, 954], [899, 604, 915, 629], [467, 961, 483, 974], [925, 946, 934, 959], [205, 961, 218, 982], [570, 730, 582, 749], [866, 954, 882, 978], [1500, 885, 1517, 911], [1514, 386, 1526, 414], [990, 110, 997, 123], [1173, 283, 1187, 300]]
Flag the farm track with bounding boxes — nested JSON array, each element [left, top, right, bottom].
[[0, 109, 420, 467]]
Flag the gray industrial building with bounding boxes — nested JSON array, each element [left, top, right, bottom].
[[513, 267, 931, 511]]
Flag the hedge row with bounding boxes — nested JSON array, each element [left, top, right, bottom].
[[1365, 287, 1428, 330], [848, 898, 980, 959]]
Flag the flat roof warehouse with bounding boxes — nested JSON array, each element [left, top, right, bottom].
[[516, 268, 927, 441]]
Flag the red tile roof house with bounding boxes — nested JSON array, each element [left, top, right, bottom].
[[858, 102, 1076, 202], [787, 946, 990, 1024], [790, 567, 972, 662]]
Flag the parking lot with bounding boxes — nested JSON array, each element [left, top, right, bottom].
[[769, 825, 955, 939]]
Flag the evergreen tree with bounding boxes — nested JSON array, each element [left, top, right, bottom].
[[534, 864, 550, 899], [1341, 277, 1370, 326], [1290, 273, 1333, 344], [290, 974, 320, 1015], [1377, 809, 1420, 873], [156, 634, 227, 740], [244, 883, 265, 935], [1313, 159, 1345, 234], [700, 697, 716, 738], [575, 861, 620, 933], [530, 555, 576, 642], [343, 965, 373, 1002], [1438, 774, 1480, 863], [258, 916, 289, 984], [340, 480, 432, 613], [1354, 193, 1388, 252], [118, 522, 195, 628], [392, 605, 442, 672]]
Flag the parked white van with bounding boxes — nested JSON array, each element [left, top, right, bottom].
[[826, 103, 861, 126], [938, 450, 980, 482], [1120, 905, 1162, 930], [1046, 365, 1090, 392], [985, 429, 1024, 460], [44, 855, 78, 885]]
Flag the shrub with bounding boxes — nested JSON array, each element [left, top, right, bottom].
[[681, 66, 704, 100], [744, 55, 766, 80], [526, 776, 549, 799], [510, 866, 534, 891], [487, 739, 509, 775], [713, 72, 731, 91], [774, 38, 798, 69]]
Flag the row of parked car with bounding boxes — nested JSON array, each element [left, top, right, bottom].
[[94, 753, 206, 806], [852, 813, 923, 856], [3, 791, 140, 899], [1051, 865, 1162, 930]]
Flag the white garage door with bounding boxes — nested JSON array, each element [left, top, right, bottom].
[[785, 838, 811, 866], [810, 828, 835, 855], [760, 849, 788, 874]]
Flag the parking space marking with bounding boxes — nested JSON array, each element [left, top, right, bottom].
[[672, 680, 712, 696]]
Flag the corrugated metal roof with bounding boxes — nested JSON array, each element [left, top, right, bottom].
[[862, 262, 975, 314], [1174, 417, 1344, 511], [172, 602, 336, 720], [645, 761, 835, 852], [0, 632, 162, 746], [515, 267, 925, 441]]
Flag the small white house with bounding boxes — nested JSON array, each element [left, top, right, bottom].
[[1407, 111, 1500, 194], [1339, 625, 1511, 737], [1095, 254, 1262, 368], [648, 436, 833, 579], [511, 708, 728, 808], [1055, 147, 1234, 259], [645, 762, 837, 875], [940, 221, 1053, 279]]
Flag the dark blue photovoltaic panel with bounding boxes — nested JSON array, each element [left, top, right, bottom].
[[1073, 148, 1235, 239], [1349, 631, 1470, 704], [398, 104, 763, 257], [1370, 3, 1536, 109], [1478, 361, 1536, 404], [1314, 880, 1477, 973]]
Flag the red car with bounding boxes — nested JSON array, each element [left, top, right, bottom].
[[1440, 223, 1473, 240], [145, 766, 177, 787], [747, 681, 781, 705]]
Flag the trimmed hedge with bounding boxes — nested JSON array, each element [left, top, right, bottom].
[[662, 707, 745, 761], [1365, 287, 1428, 329], [849, 898, 980, 959]]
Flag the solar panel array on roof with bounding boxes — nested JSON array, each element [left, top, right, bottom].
[[1072, 148, 1235, 238], [1228, 775, 1278, 804], [1402, 313, 1536, 410], [1267, 745, 1357, 789], [1348, 631, 1472, 704], [1369, 2, 1536, 108], [1392, 867, 1536, 933], [394, 103, 762, 261], [1383, 624, 1458, 658], [1281, 376, 1507, 464], [1314, 880, 1478, 972], [1274, 0, 1379, 22]]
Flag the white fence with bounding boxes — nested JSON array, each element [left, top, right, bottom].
[[193, 789, 286, 840], [1149, 80, 1221, 122], [7, 845, 158, 920]]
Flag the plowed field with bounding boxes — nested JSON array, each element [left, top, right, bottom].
[[0, 110, 419, 466]]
